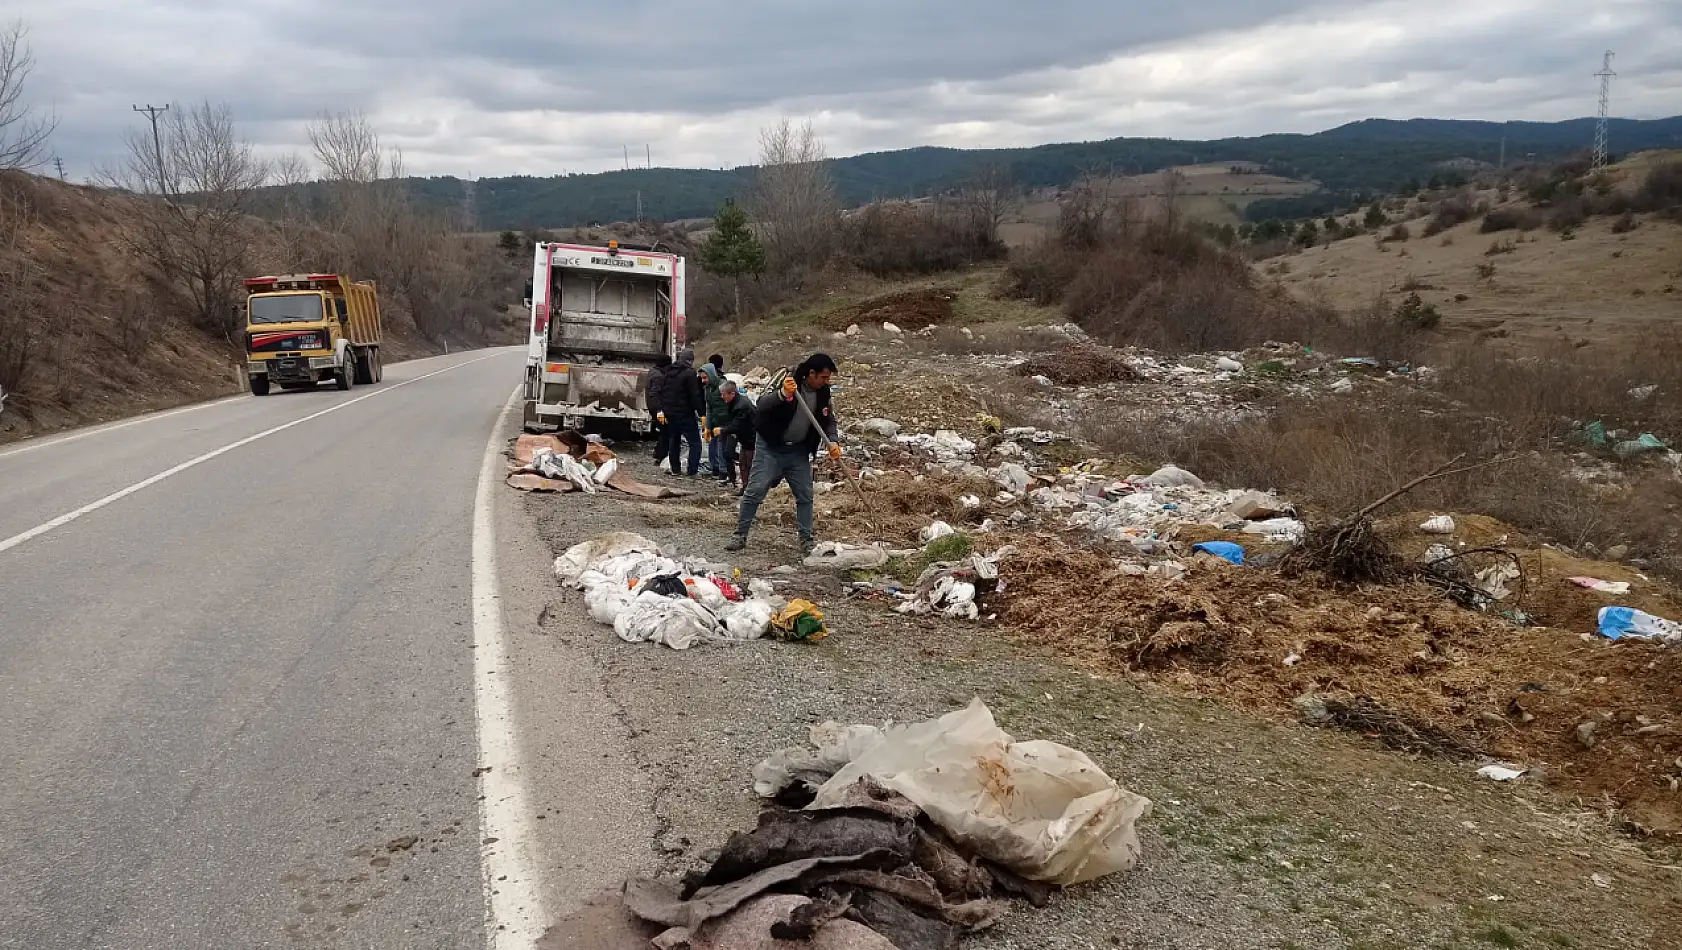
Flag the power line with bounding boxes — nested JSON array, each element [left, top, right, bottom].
[[1592, 51, 1616, 174]]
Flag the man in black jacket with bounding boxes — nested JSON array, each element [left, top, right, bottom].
[[726, 353, 842, 553], [662, 348, 704, 476], [645, 354, 672, 461], [711, 380, 756, 493]]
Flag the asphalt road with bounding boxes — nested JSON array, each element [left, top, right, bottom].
[[0, 348, 648, 949]]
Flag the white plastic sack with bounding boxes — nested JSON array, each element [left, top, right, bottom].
[[1241, 517, 1307, 544], [555, 533, 660, 584], [1139, 465, 1204, 489], [753, 722, 889, 798], [804, 542, 890, 571], [809, 700, 1152, 886], [1420, 514, 1456, 534], [718, 600, 775, 641], [612, 592, 721, 650], [920, 521, 956, 543], [1215, 356, 1243, 373], [687, 576, 728, 611], [586, 583, 637, 625], [993, 463, 1032, 494], [592, 458, 619, 485]]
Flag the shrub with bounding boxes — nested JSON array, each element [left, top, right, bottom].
[[1424, 193, 1478, 235], [1476, 262, 1497, 280], [1637, 161, 1682, 213], [1548, 196, 1587, 232], [1480, 206, 1543, 233], [1393, 292, 1440, 330], [1484, 239, 1516, 257], [841, 202, 1004, 278], [1381, 222, 1411, 243], [1611, 210, 1639, 234]]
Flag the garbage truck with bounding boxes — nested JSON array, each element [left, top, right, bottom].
[[243, 273, 383, 395], [522, 240, 686, 432]]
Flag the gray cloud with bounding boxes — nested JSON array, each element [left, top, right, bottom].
[[11, 0, 1681, 180]]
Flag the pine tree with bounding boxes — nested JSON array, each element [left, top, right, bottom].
[[697, 200, 766, 318]]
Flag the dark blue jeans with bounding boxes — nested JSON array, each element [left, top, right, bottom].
[[735, 439, 815, 543], [667, 414, 701, 476], [708, 435, 726, 475]]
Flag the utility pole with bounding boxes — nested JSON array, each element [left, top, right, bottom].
[[645, 144, 651, 169], [1592, 51, 1616, 174], [52, 155, 66, 181], [623, 145, 629, 170], [132, 103, 170, 193]]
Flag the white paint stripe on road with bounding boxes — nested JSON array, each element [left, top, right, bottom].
[[472, 387, 546, 948], [0, 352, 506, 556], [0, 394, 249, 460]]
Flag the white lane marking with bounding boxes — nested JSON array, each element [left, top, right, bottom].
[[0, 347, 510, 461], [0, 395, 248, 460], [472, 387, 546, 947], [0, 352, 507, 556]]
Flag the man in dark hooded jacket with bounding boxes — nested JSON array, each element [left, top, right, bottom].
[[645, 354, 672, 461], [725, 353, 841, 553], [661, 348, 704, 476]]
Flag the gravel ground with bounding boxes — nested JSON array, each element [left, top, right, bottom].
[[521, 449, 1681, 950]]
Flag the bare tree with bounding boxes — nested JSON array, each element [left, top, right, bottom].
[[0, 20, 55, 171], [104, 101, 269, 340], [750, 118, 839, 272], [306, 110, 481, 341], [955, 162, 1018, 247], [0, 183, 41, 403]]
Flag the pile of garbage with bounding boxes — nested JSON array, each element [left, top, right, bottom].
[[1029, 464, 1305, 555], [555, 532, 826, 650], [508, 434, 689, 499], [624, 700, 1151, 949]]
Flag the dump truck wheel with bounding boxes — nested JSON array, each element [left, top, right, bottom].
[[250, 375, 270, 396], [335, 357, 353, 391], [371, 348, 383, 382], [353, 349, 374, 385]]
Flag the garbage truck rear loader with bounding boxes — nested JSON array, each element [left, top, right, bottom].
[[523, 241, 685, 433]]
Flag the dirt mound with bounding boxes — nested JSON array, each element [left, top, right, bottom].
[[826, 469, 998, 542], [998, 540, 1682, 836], [1013, 346, 1139, 385], [825, 288, 956, 331]]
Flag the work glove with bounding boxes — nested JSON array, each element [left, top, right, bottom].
[[712, 428, 723, 438], [782, 377, 798, 400], [657, 412, 666, 424], [827, 443, 843, 462]]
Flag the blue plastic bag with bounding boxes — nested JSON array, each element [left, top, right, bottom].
[[1192, 541, 1245, 565]]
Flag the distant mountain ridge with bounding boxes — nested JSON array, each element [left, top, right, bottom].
[[261, 116, 1682, 231]]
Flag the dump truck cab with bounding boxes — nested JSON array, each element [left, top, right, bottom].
[[244, 274, 383, 396]]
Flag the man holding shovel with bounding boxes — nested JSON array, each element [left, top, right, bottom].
[[725, 353, 843, 554]]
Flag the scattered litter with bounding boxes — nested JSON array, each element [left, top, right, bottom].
[[919, 521, 956, 543], [1283, 653, 1302, 667], [1597, 606, 1682, 645], [1330, 377, 1355, 394], [882, 322, 903, 334], [805, 542, 891, 571], [896, 548, 1010, 621], [1476, 764, 1528, 782], [1591, 873, 1613, 889], [771, 599, 829, 642], [1616, 434, 1668, 459], [858, 418, 902, 438], [1192, 541, 1245, 565], [1241, 518, 1307, 544], [1228, 490, 1287, 521], [1420, 514, 1456, 534], [1215, 356, 1243, 373], [1570, 576, 1631, 595], [960, 494, 982, 509], [992, 463, 1032, 494], [1422, 543, 1455, 564]]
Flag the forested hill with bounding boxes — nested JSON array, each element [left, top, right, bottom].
[[273, 116, 1682, 230]]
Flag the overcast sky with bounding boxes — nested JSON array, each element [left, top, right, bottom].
[[15, 0, 1682, 181]]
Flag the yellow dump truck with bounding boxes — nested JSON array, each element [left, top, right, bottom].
[[243, 273, 383, 396]]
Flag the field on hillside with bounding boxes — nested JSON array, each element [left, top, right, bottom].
[[1273, 156, 1682, 350], [1000, 163, 1318, 246]]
